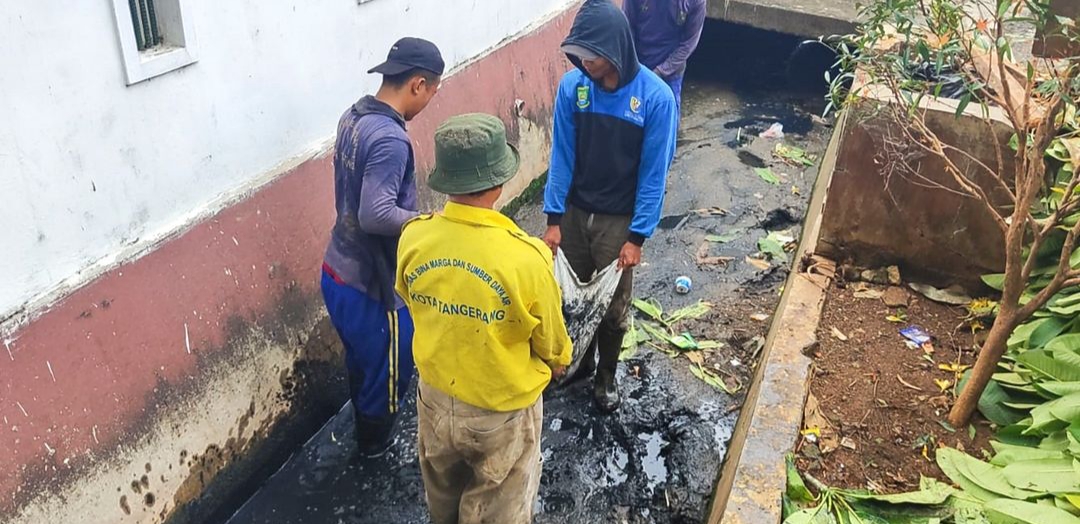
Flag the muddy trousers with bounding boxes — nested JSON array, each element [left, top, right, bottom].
[[560, 205, 634, 376], [320, 269, 415, 426], [417, 381, 543, 524]]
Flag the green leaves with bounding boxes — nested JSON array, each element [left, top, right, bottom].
[[936, 448, 1043, 502], [1017, 352, 1080, 382], [632, 298, 664, 323], [774, 143, 818, 167], [787, 453, 815, 503], [759, 235, 789, 262], [983, 498, 1080, 524], [1002, 459, 1080, 494], [755, 167, 780, 185]]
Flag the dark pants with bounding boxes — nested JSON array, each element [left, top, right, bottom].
[[560, 205, 634, 376], [665, 74, 684, 116], [321, 269, 415, 419]]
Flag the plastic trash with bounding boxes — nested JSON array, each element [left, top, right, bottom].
[[900, 325, 933, 350], [759, 122, 785, 139], [552, 249, 622, 385], [675, 276, 692, 294]]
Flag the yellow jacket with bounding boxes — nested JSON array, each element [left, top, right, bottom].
[[396, 202, 572, 412]]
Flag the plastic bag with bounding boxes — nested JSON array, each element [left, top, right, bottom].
[[552, 248, 622, 385], [759, 122, 785, 139]]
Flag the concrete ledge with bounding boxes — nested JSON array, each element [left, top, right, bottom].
[[707, 0, 857, 38], [816, 77, 1014, 289], [706, 109, 845, 524]]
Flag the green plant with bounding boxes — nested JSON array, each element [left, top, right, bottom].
[[826, 0, 1080, 425]]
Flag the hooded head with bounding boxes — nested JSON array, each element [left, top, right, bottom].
[[561, 0, 641, 90]]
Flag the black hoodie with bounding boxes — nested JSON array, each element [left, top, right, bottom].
[[544, 0, 679, 245]]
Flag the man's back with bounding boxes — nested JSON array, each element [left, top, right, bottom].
[[325, 97, 417, 307], [397, 202, 571, 412]]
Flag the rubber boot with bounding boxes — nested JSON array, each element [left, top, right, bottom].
[[593, 328, 622, 413], [355, 413, 396, 458]]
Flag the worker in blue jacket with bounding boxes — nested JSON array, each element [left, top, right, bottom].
[[542, 0, 678, 413]]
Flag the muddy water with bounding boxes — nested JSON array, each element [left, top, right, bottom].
[[225, 77, 831, 524]]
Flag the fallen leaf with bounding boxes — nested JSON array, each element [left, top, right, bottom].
[[754, 167, 780, 185], [854, 288, 885, 300], [967, 298, 997, 317], [841, 436, 857, 450], [695, 242, 734, 266], [908, 283, 973, 306], [897, 375, 923, 391], [692, 207, 728, 217], [746, 256, 771, 271], [803, 394, 839, 453], [792, 186, 801, 196], [934, 379, 952, 392], [684, 351, 705, 366], [758, 235, 789, 262], [1063, 137, 1080, 172], [830, 327, 849, 341], [705, 230, 741, 243], [938, 363, 971, 373]]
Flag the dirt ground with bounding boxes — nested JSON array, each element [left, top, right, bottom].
[[795, 280, 995, 493]]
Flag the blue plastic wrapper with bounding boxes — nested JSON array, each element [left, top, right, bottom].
[[899, 325, 932, 345]]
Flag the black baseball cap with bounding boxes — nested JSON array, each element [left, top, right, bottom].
[[368, 37, 445, 76]]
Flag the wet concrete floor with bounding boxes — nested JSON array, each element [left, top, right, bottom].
[[225, 21, 836, 520]]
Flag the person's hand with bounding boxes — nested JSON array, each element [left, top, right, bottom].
[[543, 225, 561, 257], [550, 366, 567, 381], [618, 242, 642, 269]]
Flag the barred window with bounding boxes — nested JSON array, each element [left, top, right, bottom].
[[128, 0, 162, 51], [110, 0, 199, 84]]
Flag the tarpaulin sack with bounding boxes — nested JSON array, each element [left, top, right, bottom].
[[551, 248, 622, 386]]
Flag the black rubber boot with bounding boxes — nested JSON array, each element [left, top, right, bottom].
[[593, 328, 622, 413], [593, 369, 621, 413], [355, 414, 396, 458]]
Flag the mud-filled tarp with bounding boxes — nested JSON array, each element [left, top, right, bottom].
[[552, 249, 621, 382]]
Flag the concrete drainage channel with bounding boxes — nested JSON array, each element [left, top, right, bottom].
[[220, 21, 842, 524]]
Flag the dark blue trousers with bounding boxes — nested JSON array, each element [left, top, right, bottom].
[[320, 269, 414, 419]]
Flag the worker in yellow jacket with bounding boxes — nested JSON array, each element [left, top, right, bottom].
[[396, 113, 572, 524]]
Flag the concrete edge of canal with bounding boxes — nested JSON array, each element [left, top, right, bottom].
[[706, 107, 848, 524]]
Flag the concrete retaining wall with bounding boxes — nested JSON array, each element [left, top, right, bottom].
[[816, 84, 1014, 290]]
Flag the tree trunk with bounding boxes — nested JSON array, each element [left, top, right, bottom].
[[948, 311, 1016, 426]]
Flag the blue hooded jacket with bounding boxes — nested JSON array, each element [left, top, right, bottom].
[[544, 0, 678, 245]]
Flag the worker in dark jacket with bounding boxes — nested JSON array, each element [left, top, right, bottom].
[[623, 0, 707, 112], [321, 37, 443, 457], [543, 0, 678, 412]]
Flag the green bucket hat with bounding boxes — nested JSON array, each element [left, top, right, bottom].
[[428, 113, 520, 195]]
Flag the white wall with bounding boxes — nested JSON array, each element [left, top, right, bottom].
[[0, 0, 574, 322]]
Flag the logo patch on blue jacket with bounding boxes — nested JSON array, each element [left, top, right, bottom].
[[576, 86, 590, 109], [630, 96, 641, 114]]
